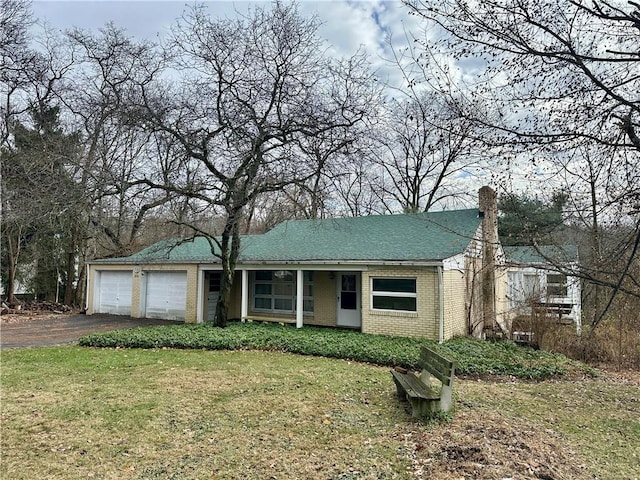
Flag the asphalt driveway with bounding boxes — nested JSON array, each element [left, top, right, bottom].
[[0, 314, 181, 349]]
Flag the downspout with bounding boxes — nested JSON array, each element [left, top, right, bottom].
[[296, 269, 304, 328], [438, 265, 444, 344], [241, 269, 248, 322]]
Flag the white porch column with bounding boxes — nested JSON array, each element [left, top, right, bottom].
[[296, 269, 304, 328], [241, 269, 249, 322], [196, 268, 205, 324]]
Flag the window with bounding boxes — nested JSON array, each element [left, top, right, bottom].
[[208, 272, 221, 292], [252, 270, 313, 313], [523, 274, 541, 300], [546, 273, 567, 297], [371, 278, 417, 312]]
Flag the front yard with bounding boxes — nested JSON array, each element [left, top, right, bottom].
[[1, 343, 638, 479]]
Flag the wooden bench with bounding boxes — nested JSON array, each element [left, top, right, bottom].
[[390, 346, 455, 418]]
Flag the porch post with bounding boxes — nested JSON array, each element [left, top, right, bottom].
[[241, 269, 248, 322], [196, 268, 205, 324], [296, 269, 304, 328]]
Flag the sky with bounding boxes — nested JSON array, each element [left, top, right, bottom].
[[30, 0, 424, 87], [27, 1, 495, 203]]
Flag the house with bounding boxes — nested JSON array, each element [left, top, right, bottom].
[[497, 244, 582, 341], [86, 187, 502, 341]]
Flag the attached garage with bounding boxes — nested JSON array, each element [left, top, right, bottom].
[[142, 271, 187, 321], [95, 270, 133, 315]]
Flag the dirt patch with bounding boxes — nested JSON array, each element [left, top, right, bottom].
[[403, 410, 591, 479]]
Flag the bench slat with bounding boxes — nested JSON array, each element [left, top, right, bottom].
[[390, 369, 440, 400], [417, 347, 455, 386]]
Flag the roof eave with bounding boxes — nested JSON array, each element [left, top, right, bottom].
[[88, 258, 445, 267]]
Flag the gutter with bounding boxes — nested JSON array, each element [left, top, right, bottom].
[[89, 258, 446, 267]]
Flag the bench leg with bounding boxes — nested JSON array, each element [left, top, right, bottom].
[[392, 377, 407, 398], [408, 398, 439, 418], [439, 385, 453, 412]]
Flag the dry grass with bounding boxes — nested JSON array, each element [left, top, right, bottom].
[[1, 348, 409, 479], [543, 317, 640, 369], [1, 347, 638, 479]]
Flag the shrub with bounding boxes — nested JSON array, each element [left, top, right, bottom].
[[78, 321, 596, 380]]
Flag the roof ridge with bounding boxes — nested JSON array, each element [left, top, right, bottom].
[[272, 208, 479, 226]]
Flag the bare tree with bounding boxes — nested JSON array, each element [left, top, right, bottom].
[[41, 25, 178, 305], [63, 25, 171, 251], [133, 2, 378, 326], [374, 92, 480, 213], [0, 0, 34, 146], [2, 15, 177, 306], [332, 152, 385, 217], [404, 0, 640, 328]]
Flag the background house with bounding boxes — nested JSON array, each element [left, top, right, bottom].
[[497, 245, 582, 342]]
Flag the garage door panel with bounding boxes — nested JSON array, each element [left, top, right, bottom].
[[145, 272, 187, 321], [97, 271, 132, 315]]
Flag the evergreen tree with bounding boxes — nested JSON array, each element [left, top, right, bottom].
[[1, 102, 81, 302], [498, 191, 566, 246]]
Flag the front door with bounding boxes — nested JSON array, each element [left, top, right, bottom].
[[337, 272, 361, 328], [207, 272, 222, 322]]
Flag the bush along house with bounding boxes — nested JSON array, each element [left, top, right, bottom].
[[86, 187, 545, 341]]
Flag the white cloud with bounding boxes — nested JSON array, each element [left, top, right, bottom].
[[31, 1, 423, 85]]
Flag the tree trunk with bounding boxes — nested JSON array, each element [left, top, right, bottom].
[[74, 232, 89, 309], [63, 234, 76, 306], [5, 229, 21, 306], [213, 206, 243, 327]]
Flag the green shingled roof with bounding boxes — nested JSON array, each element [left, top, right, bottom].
[[503, 245, 579, 265], [93, 209, 482, 265], [243, 209, 481, 262]]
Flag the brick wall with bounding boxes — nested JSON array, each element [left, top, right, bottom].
[[309, 271, 337, 327], [443, 269, 467, 339], [184, 266, 199, 323], [361, 266, 439, 340]]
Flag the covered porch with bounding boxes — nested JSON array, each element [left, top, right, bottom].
[[196, 267, 364, 330]]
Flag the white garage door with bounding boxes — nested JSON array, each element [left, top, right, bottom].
[[144, 271, 187, 321], [96, 271, 133, 315]]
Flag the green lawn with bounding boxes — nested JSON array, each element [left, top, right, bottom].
[[2, 345, 638, 479]]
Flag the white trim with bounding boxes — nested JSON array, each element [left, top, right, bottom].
[[196, 268, 205, 323], [370, 277, 417, 313], [442, 253, 464, 271], [296, 269, 304, 328], [241, 269, 248, 322], [94, 260, 444, 268]]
